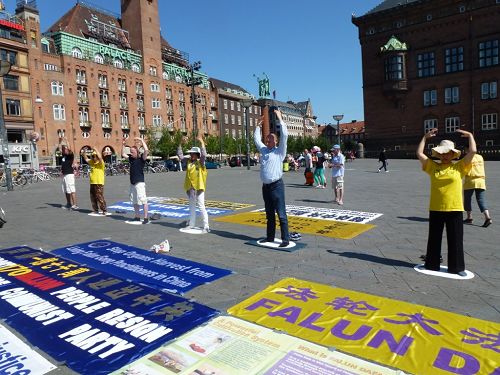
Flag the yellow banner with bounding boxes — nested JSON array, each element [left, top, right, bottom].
[[228, 278, 500, 375], [153, 197, 254, 210], [214, 211, 374, 239]]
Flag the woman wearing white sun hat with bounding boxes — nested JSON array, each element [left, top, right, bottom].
[[416, 128, 476, 277]]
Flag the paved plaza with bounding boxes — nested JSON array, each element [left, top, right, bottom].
[[2, 158, 499, 326]]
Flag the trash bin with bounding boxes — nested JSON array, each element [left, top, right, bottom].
[[283, 162, 289, 172]]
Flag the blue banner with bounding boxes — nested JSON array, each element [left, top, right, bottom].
[[0, 246, 217, 375], [51, 240, 232, 295], [108, 201, 232, 218]]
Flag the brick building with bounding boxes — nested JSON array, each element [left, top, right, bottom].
[[16, 0, 212, 165], [352, 0, 500, 156], [0, 1, 36, 168], [209, 78, 260, 140], [319, 120, 365, 146]]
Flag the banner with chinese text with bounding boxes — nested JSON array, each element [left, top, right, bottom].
[[113, 316, 402, 375], [0, 246, 217, 375], [228, 277, 499, 375]]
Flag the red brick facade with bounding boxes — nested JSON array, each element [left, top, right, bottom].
[[353, 0, 500, 156]]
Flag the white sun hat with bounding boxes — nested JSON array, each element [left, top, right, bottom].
[[431, 140, 461, 159]]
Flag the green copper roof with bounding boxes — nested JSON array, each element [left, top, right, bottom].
[[380, 35, 408, 52]]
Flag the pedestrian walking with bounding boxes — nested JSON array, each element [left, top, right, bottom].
[[184, 135, 209, 233], [254, 109, 290, 247], [177, 143, 184, 172], [416, 128, 476, 276], [122, 137, 150, 224], [58, 137, 78, 210], [463, 150, 492, 228], [313, 149, 326, 188], [378, 148, 388, 172], [330, 144, 345, 205], [304, 149, 314, 186], [81, 148, 107, 215]]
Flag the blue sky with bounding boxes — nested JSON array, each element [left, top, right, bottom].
[[7, 0, 383, 124]]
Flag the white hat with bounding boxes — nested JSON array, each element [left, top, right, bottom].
[[187, 146, 201, 154], [431, 140, 461, 159]]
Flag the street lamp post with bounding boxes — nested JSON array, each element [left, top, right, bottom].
[[0, 60, 13, 191], [241, 98, 253, 170], [333, 114, 344, 147], [185, 61, 202, 146]]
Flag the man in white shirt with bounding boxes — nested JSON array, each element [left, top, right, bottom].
[[330, 145, 345, 205]]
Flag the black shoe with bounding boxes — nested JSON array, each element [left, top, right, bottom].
[[419, 254, 443, 263], [457, 271, 467, 277], [278, 241, 290, 248], [265, 238, 274, 243], [482, 218, 492, 228], [133, 217, 141, 222], [463, 218, 473, 224], [143, 218, 150, 225]]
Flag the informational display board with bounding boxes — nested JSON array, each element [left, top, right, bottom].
[[113, 316, 402, 375], [0, 246, 217, 375], [228, 277, 500, 375], [52, 240, 232, 295]]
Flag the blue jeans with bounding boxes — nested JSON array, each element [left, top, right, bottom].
[[262, 179, 289, 242], [464, 189, 487, 213]]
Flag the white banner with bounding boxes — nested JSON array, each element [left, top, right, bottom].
[[256, 205, 383, 224], [0, 324, 57, 375]]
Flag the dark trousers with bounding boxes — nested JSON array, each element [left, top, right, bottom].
[[425, 211, 464, 273], [90, 184, 107, 212], [262, 179, 289, 242], [378, 160, 387, 171]]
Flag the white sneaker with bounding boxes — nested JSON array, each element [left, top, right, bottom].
[[202, 227, 210, 233]]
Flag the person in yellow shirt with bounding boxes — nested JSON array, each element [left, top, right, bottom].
[[184, 135, 209, 232], [81, 148, 107, 216], [416, 128, 476, 276], [463, 151, 492, 228]]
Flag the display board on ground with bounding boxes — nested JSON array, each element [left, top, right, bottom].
[[113, 315, 401, 375], [256, 205, 383, 224], [0, 246, 217, 375], [109, 201, 231, 218], [51, 240, 232, 295], [215, 212, 374, 239], [228, 277, 500, 375], [0, 323, 57, 375], [149, 196, 255, 210]]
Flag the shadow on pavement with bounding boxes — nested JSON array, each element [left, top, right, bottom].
[[295, 199, 335, 204], [327, 250, 416, 268], [210, 229, 256, 242], [286, 183, 315, 189], [397, 216, 428, 222]]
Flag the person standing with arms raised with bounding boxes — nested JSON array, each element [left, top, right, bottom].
[[122, 137, 150, 224], [58, 137, 78, 210], [254, 108, 290, 247]]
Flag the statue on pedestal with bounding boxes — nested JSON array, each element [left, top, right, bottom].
[[254, 73, 270, 98]]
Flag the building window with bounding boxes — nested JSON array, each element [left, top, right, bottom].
[[424, 119, 438, 133], [94, 53, 104, 64], [445, 47, 464, 73], [152, 98, 161, 109], [41, 41, 50, 53], [0, 49, 17, 65], [237, 116, 241, 125], [131, 63, 141, 73], [113, 59, 123, 69], [76, 69, 86, 84], [5, 99, 20, 116], [79, 107, 89, 124], [479, 40, 499, 68], [149, 66, 157, 76], [231, 115, 235, 124], [230, 101, 234, 110], [138, 114, 145, 126], [71, 47, 82, 59], [153, 115, 162, 126], [445, 86, 460, 104], [423, 89, 437, 106], [53, 104, 66, 120], [385, 55, 404, 80], [445, 116, 460, 133], [417, 52, 435, 78], [179, 91, 185, 102], [118, 78, 127, 91], [223, 99, 228, 109], [236, 102, 241, 112], [150, 82, 160, 92], [120, 112, 129, 125], [224, 114, 228, 124], [98, 74, 107, 88], [50, 81, 64, 96], [3, 75, 18, 91], [101, 109, 110, 125], [486, 140, 494, 146], [165, 87, 172, 99], [162, 71, 169, 80], [482, 113, 498, 130], [136, 82, 144, 94], [481, 81, 497, 99]]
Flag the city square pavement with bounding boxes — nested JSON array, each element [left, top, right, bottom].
[[1, 159, 499, 373]]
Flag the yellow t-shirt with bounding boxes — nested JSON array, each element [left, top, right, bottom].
[[463, 154, 486, 190], [89, 160, 105, 185], [184, 160, 207, 191], [423, 159, 471, 211]]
